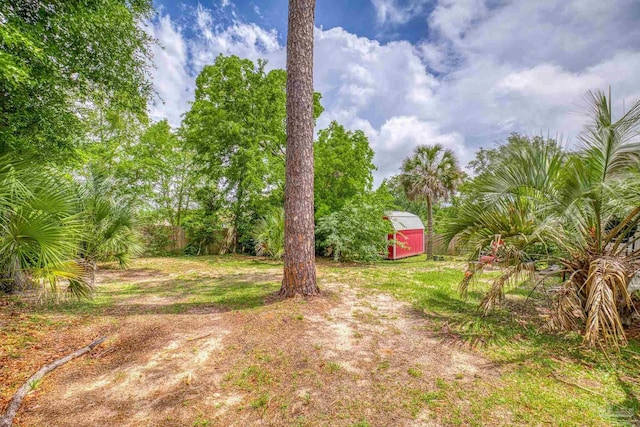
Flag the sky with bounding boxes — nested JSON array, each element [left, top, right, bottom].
[[147, 0, 640, 185]]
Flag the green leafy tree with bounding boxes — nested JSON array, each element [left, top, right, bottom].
[[467, 133, 561, 178], [181, 185, 226, 256], [183, 54, 321, 252], [314, 121, 376, 218], [400, 145, 462, 259], [183, 55, 286, 252], [0, 0, 154, 160], [133, 120, 195, 226], [446, 89, 640, 348]]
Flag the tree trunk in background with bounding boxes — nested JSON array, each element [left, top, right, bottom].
[[426, 197, 434, 260], [281, 0, 319, 297]]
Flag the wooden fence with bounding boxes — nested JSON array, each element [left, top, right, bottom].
[[141, 225, 235, 255]]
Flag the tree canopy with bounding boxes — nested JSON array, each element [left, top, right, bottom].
[[314, 121, 376, 219], [182, 54, 323, 251], [0, 0, 154, 160]]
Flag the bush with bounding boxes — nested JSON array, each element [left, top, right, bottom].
[[141, 225, 173, 256], [316, 193, 393, 262], [182, 209, 224, 255], [79, 170, 140, 272], [0, 157, 90, 298], [253, 208, 284, 259]]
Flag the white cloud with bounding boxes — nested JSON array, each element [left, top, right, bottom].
[[148, 15, 191, 127], [370, 0, 438, 26], [369, 116, 467, 178], [147, 0, 640, 185]]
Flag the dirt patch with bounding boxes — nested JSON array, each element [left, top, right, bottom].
[[9, 260, 496, 427]]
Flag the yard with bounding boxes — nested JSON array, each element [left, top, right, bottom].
[[2, 256, 639, 426]]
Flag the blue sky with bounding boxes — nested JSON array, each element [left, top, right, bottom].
[[148, 0, 640, 184], [155, 0, 434, 44]]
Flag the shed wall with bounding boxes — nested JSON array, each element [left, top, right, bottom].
[[388, 229, 424, 259]]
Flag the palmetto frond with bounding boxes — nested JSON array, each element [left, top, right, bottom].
[[0, 155, 92, 299], [79, 167, 139, 270], [447, 89, 640, 348], [582, 258, 631, 348], [253, 208, 285, 259]]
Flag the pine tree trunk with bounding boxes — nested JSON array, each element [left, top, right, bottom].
[[426, 197, 434, 260], [281, 0, 319, 297]]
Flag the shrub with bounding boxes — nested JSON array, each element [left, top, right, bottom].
[[316, 193, 393, 262], [0, 157, 90, 299], [253, 208, 284, 259], [141, 225, 173, 256], [182, 209, 224, 255]]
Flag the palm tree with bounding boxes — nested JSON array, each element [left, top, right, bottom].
[[446, 89, 640, 348], [79, 168, 139, 282], [400, 144, 462, 259], [0, 156, 91, 299], [281, 0, 319, 296], [253, 208, 285, 259]]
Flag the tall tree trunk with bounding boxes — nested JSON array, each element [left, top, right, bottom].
[[281, 0, 319, 297], [426, 196, 434, 260]]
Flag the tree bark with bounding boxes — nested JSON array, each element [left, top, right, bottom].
[[426, 196, 434, 260], [281, 0, 319, 297]]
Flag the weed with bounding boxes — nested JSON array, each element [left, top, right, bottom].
[[249, 392, 270, 409], [193, 415, 211, 426], [377, 359, 390, 371], [407, 367, 423, 378], [29, 378, 42, 390], [325, 362, 342, 373]]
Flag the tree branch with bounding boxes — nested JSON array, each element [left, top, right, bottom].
[[0, 336, 107, 427]]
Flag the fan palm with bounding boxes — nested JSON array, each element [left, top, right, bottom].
[[446, 89, 640, 348], [0, 157, 91, 299], [79, 168, 139, 281], [253, 208, 285, 259], [400, 144, 462, 259]]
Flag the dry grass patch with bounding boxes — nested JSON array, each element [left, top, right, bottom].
[[1, 255, 638, 426]]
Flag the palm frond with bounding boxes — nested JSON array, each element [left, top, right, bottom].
[[583, 258, 631, 348]]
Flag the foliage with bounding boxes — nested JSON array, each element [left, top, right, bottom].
[[78, 169, 139, 274], [141, 225, 173, 256], [0, 156, 90, 298], [181, 185, 226, 256], [400, 144, 462, 258], [316, 191, 394, 262], [384, 175, 426, 220], [314, 121, 376, 218], [182, 54, 323, 252], [253, 209, 285, 259], [133, 120, 195, 225], [384, 175, 464, 235], [445, 90, 640, 348], [467, 133, 562, 178], [0, 0, 154, 160]]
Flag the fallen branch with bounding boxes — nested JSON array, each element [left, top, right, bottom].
[[0, 336, 107, 427], [550, 371, 608, 399]]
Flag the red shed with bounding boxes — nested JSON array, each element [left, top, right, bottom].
[[385, 211, 425, 260]]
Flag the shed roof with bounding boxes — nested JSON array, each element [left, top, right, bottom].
[[385, 211, 424, 231]]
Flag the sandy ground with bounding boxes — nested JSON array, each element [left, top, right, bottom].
[[9, 262, 496, 427]]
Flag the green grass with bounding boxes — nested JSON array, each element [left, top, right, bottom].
[[333, 256, 640, 426], [2, 254, 639, 426]]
